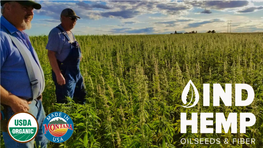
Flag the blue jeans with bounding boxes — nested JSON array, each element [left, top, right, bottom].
[[2, 99, 48, 148], [52, 70, 86, 104]]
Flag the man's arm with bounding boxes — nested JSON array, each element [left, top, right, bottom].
[[0, 37, 30, 113], [0, 85, 31, 113], [47, 50, 65, 85]]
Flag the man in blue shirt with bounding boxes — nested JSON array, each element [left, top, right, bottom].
[[46, 8, 86, 104], [0, 1, 47, 147]]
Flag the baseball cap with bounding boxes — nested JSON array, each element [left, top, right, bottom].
[[1, 0, 41, 10], [61, 8, 80, 19]]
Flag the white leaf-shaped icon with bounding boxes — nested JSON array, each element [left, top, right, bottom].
[[182, 80, 199, 108]]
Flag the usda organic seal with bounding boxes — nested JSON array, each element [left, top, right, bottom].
[[7, 112, 38, 143], [43, 112, 74, 143]]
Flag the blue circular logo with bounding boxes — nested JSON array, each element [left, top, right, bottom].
[[43, 112, 74, 143]]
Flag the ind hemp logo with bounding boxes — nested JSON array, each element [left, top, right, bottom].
[[7, 113, 38, 143], [181, 80, 199, 108], [180, 80, 256, 145]]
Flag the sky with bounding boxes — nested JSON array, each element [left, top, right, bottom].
[[4, 0, 263, 36]]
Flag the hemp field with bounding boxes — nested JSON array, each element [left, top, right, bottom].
[[2, 33, 263, 148]]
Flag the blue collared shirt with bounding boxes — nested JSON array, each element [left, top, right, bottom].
[[0, 16, 45, 99], [46, 24, 73, 62]]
